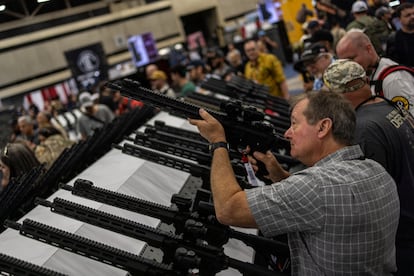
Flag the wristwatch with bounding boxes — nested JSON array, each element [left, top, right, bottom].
[[209, 142, 229, 155]]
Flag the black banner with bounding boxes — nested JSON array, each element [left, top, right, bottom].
[[64, 43, 108, 91]]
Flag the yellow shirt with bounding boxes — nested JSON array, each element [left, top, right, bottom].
[[244, 53, 286, 97]]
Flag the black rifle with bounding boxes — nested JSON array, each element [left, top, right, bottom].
[[82, 105, 155, 161], [59, 179, 289, 256], [143, 125, 210, 154], [4, 219, 185, 276], [106, 79, 290, 158], [142, 122, 244, 159], [200, 75, 290, 113], [35, 197, 287, 276], [129, 130, 242, 166], [127, 133, 212, 166], [0, 253, 68, 276], [151, 120, 206, 142], [142, 122, 299, 170], [112, 142, 249, 189], [0, 166, 45, 231]]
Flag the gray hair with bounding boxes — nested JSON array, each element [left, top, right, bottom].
[[18, 115, 33, 125], [289, 92, 356, 145]]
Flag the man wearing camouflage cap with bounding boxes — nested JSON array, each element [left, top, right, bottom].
[[324, 59, 414, 276]]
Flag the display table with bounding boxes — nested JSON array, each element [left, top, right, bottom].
[[0, 111, 255, 276]]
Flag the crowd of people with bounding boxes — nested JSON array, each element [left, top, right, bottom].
[[1, 0, 414, 275], [295, 1, 414, 113]]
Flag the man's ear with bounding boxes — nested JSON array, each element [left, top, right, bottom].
[[317, 118, 332, 138]]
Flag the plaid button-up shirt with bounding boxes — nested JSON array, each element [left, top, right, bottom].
[[246, 145, 400, 275]]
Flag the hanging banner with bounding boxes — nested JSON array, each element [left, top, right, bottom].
[[64, 43, 108, 91]]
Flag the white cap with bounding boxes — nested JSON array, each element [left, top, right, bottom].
[[79, 92, 93, 108], [352, 1, 368, 13]]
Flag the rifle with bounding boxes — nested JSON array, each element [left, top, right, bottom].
[[140, 122, 299, 168], [0, 253, 68, 276], [82, 104, 154, 160], [0, 166, 45, 231], [106, 79, 290, 158], [141, 121, 299, 168], [59, 179, 289, 257], [151, 120, 206, 143], [201, 75, 289, 109], [112, 142, 249, 189], [127, 133, 212, 166], [143, 125, 210, 154], [35, 197, 287, 276], [4, 219, 184, 276]]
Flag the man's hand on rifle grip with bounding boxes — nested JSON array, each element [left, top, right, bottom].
[[251, 150, 290, 183], [188, 109, 227, 144]]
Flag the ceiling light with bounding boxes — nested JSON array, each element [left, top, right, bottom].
[[0, 5, 5, 12], [37, 0, 51, 3]]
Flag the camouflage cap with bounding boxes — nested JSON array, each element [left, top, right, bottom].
[[323, 59, 367, 93]]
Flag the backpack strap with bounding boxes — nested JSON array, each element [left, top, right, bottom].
[[372, 65, 414, 96]]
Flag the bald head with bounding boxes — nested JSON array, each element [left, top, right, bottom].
[[336, 31, 379, 74], [336, 31, 371, 54]]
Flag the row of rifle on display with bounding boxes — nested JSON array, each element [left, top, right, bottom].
[[1, 76, 295, 275]]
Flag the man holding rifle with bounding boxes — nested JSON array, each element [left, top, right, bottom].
[[189, 91, 400, 275]]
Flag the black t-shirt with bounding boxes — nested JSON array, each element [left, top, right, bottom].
[[355, 101, 414, 242], [387, 30, 414, 67]]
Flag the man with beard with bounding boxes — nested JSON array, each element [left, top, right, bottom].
[[387, 3, 414, 67], [206, 48, 230, 79]]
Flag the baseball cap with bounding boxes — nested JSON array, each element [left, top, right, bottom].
[[323, 59, 367, 93], [79, 92, 93, 108], [150, 70, 167, 80], [294, 43, 329, 70], [352, 1, 368, 13], [186, 60, 205, 70], [311, 29, 334, 44]]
